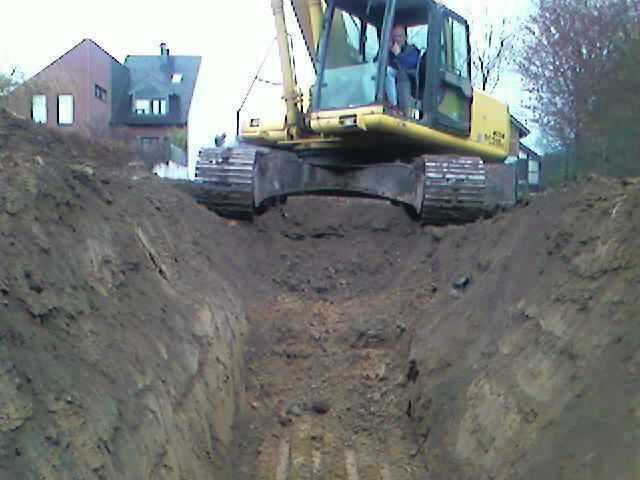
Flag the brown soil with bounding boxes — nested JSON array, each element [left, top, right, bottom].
[[1, 109, 639, 479]]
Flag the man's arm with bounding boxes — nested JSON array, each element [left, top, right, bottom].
[[395, 46, 420, 71]]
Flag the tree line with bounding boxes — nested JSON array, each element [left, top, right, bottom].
[[0, 68, 22, 98], [517, 0, 639, 179]]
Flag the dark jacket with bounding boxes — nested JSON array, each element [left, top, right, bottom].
[[391, 43, 420, 71]]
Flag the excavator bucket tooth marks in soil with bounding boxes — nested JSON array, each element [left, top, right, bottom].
[[421, 156, 487, 225], [194, 146, 262, 220], [258, 417, 421, 480]]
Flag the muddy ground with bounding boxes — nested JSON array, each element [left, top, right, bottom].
[[0, 109, 638, 479]]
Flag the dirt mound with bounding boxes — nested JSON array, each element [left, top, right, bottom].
[[403, 176, 640, 479], [0, 110, 251, 479], [1, 109, 638, 479], [232, 179, 639, 480]]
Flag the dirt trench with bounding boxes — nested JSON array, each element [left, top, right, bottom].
[[228, 183, 640, 480], [1, 110, 639, 479], [232, 202, 434, 479]]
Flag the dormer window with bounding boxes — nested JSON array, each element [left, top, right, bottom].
[[171, 73, 183, 84], [134, 98, 167, 115], [134, 99, 150, 115], [151, 99, 166, 115]]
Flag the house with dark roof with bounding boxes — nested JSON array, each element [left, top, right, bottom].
[[508, 116, 541, 194], [3, 39, 200, 179], [519, 143, 542, 192], [485, 115, 542, 206]]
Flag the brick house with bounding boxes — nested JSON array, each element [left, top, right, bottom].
[[3, 39, 200, 179]]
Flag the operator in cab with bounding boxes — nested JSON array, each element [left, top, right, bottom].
[[385, 24, 421, 109]]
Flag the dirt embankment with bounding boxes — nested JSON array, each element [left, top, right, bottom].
[[404, 177, 640, 479], [230, 180, 639, 480], [1, 109, 639, 479], [0, 112, 250, 479]]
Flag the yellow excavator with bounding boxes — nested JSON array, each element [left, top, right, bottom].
[[194, 0, 512, 223]]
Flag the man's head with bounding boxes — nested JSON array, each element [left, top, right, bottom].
[[391, 24, 408, 48]]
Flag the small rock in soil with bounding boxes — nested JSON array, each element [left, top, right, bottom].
[[285, 404, 302, 417], [448, 289, 463, 299], [312, 400, 331, 414], [452, 276, 470, 289], [278, 414, 292, 426], [374, 364, 387, 381]]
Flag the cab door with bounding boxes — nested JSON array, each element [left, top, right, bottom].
[[425, 6, 473, 136]]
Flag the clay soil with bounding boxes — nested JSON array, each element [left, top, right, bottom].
[[0, 109, 639, 479]]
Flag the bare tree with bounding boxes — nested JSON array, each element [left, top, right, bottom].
[[468, 8, 514, 93], [0, 68, 23, 98]]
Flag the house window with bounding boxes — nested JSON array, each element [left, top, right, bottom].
[[134, 99, 150, 115], [171, 73, 183, 83], [95, 84, 107, 102], [134, 98, 167, 115], [32, 95, 47, 124], [528, 160, 540, 186], [151, 99, 167, 115], [57, 94, 74, 125], [140, 137, 159, 150]]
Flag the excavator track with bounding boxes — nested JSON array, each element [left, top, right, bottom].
[[420, 156, 486, 225], [194, 146, 261, 220], [192, 148, 486, 225]]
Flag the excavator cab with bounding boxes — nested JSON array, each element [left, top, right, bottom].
[[313, 0, 473, 136]]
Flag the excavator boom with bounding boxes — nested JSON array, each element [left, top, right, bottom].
[[290, 0, 325, 59]]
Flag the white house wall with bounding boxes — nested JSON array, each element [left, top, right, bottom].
[[187, 61, 207, 180], [153, 161, 189, 180]]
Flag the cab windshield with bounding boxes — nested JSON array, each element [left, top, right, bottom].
[[315, 0, 433, 112], [317, 5, 382, 110]]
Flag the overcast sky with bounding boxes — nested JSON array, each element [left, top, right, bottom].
[[0, 0, 535, 164]]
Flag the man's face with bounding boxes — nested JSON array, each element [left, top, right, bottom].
[[391, 26, 407, 48]]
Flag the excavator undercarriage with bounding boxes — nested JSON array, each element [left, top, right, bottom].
[[193, 146, 487, 225]]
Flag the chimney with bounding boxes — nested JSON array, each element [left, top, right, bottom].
[[160, 43, 170, 56]]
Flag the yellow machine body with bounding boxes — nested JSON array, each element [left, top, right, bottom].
[[240, 0, 510, 163], [241, 89, 510, 161]]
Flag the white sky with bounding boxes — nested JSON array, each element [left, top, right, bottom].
[[0, 0, 536, 165]]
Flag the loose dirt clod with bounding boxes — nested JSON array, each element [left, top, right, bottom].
[[311, 400, 331, 415]]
